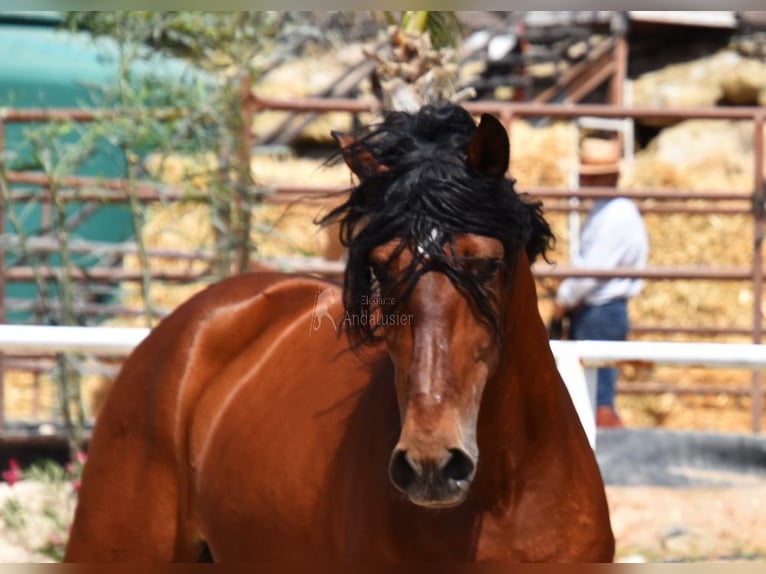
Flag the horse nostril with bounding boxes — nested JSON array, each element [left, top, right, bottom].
[[442, 448, 475, 482], [389, 450, 417, 491]]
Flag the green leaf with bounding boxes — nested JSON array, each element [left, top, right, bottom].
[[422, 12, 463, 50]]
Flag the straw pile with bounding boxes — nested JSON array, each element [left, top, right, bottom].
[[252, 44, 370, 144], [617, 121, 765, 430], [114, 151, 352, 326], [632, 49, 766, 118]]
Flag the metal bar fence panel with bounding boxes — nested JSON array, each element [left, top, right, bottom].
[[1, 98, 765, 433]]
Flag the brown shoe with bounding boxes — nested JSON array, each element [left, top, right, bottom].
[[596, 406, 624, 428]]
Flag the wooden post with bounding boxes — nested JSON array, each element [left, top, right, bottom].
[[609, 12, 629, 157], [609, 11, 629, 107], [752, 113, 765, 433]]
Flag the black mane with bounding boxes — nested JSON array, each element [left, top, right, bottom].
[[319, 104, 554, 347]]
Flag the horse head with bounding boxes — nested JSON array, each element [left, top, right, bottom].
[[323, 105, 552, 508]]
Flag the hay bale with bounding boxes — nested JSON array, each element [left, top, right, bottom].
[[721, 58, 766, 105], [510, 120, 578, 188], [630, 50, 766, 126], [253, 48, 372, 144], [621, 116, 761, 342]]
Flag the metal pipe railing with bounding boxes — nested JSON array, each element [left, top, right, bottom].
[[750, 113, 765, 431], [250, 95, 766, 432], [3, 325, 764, 445], [251, 94, 766, 121], [2, 96, 765, 432]]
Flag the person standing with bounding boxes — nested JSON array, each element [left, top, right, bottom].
[[552, 137, 649, 428]]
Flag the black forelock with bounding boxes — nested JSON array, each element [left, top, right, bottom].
[[319, 104, 554, 347]]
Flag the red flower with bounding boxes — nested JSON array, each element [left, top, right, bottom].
[[2, 459, 23, 486]]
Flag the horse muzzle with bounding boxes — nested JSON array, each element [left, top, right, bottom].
[[388, 447, 477, 508]]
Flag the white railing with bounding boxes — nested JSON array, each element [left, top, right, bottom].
[[0, 324, 149, 355], [1, 325, 764, 447], [549, 340, 766, 448]]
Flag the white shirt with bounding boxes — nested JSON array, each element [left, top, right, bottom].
[[556, 198, 649, 308]]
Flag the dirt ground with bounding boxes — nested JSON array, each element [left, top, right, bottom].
[[606, 483, 766, 562], [1, 480, 765, 563]]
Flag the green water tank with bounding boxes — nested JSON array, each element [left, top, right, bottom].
[[0, 12, 209, 323]]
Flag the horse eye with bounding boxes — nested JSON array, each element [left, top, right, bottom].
[[476, 258, 503, 282]]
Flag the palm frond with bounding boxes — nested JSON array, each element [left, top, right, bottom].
[[421, 12, 463, 50]]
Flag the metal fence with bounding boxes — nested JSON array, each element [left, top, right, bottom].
[[1, 95, 765, 433], [246, 95, 766, 431]]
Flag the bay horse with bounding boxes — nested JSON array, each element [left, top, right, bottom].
[[64, 104, 614, 562]]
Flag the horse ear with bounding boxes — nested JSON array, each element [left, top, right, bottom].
[[331, 130, 388, 177], [466, 113, 509, 179]]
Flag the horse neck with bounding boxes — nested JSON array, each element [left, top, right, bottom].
[[477, 252, 565, 461]]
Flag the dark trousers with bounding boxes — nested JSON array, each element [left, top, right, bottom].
[[569, 299, 629, 408]]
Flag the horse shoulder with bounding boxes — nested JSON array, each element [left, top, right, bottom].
[[186, 285, 395, 560]]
